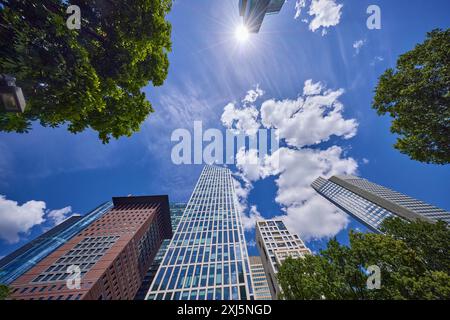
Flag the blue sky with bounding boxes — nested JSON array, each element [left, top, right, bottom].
[[0, 0, 449, 257]]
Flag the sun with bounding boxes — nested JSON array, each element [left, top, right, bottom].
[[235, 24, 249, 42]]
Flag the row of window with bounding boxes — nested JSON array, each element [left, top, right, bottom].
[[152, 260, 248, 292], [148, 285, 248, 300], [147, 166, 252, 300]]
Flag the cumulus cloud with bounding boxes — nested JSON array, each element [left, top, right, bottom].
[[261, 80, 358, 148], [294, 0, 343, 35], [353, 39, 366, 55], [242, 85, 264, 105], [284, 196, 349, 240], [241, 205, 264, 231], [221, 103, 260, 135], [0, 195, 75, 243], [228, 81, 360, 240], [221, 85, 265, 135], [0, 195, 46, 243], [294, 0, 307, 19], [47, 206, 76, 226], [303, 79, 324, 95], [233, 175, 260, 231]]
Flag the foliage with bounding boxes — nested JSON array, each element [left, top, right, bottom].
[[277, 217, 450, 300], [0, 284, 10, 300], [0, 0, 172, 142], [372, 29, 450, 164]]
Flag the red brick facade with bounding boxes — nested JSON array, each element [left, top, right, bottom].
[[9, 195, 172, 300]]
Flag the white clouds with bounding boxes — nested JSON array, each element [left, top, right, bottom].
[[233, 176, 258, 231], [284, 196, 349, 240], [303, 79, 324, 95], [242, 85, 264, 105], [236, 146, 358, 240], [241, 205, 264, 231], [246, 239, 257, 248], [0, 195, 75, 243], [221, 85, 265, 135], [48, 206, 76, 226], [229, 81, 360, 241], [0, 195, 46, 243], [294, 0, 307, 19], [353, 39, 366, 55], [236, 148, 261, 181], [261, 80, 358, 148], [308, 0, 343, 32], [370, 56, 384, 66], [221, 103, 260, 135], [295, 0, 344, 35]]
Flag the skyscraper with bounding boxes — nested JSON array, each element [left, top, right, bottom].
[[146, 165, 254, 300], [7, 195, 171, 300], [134, 203, 186, 300], [239, 0, 285, 33], [248, 256, 271, 300], [312, 175, 450, 233], [0, 202, 113, 285], [256, 219, 311, 300]]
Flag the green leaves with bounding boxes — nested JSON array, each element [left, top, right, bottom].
[[0, 284, 10, 300], [277, 218, 450, 300], [0, 0, 172, 143], [373, 29, 450, 164]]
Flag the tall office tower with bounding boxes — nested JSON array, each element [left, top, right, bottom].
[[146, 165, 254, 300], [8, 196, 171, 300], [312, 175, 450, 233], [239, 0, 285, 33], [134, 203, 186, 300], [0, 202, 113, 285], [248, 256, 271, 300], [256, 219, 311, 300]]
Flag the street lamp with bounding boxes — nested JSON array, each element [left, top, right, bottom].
[[0, 74, 26, 113]]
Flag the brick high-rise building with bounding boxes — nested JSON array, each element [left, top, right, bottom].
[[0, 202, 113, 285], [8, 195, 171, 300]]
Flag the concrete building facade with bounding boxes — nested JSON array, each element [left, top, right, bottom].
[[255, 219, 310, 299]]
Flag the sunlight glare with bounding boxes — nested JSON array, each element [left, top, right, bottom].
[[235, 24, 249, 42]]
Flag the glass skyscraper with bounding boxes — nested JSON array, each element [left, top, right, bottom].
[[312, 175, 450, 233], [146, 165, 254, 300], [0, 202, 113, 285], [239, 0, 285, 33], [134, 203, 186, 300]]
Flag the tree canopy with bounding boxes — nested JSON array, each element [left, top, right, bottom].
[[0, 0, 172, 142], [372, 29, 450, 164], [0, 284, 9, 300], [277, 217, 450, 300]]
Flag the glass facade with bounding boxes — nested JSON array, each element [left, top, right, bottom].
[[0, 202, 113, 285], [134, 203, 186, 300], [146, 165, 254, 300], [312, 175, 450, 232], [239, 0, 285, 33]]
